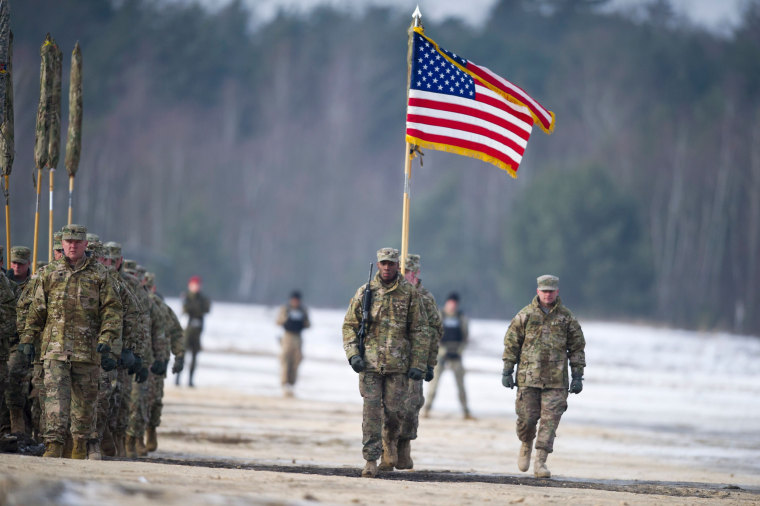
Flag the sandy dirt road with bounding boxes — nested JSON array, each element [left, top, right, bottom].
[[1, 384, 758, 505]]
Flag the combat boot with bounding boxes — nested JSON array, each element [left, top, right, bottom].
[[378, 439, 397, 471], [534, 449, 551, 478], [135, 434, 148, 456], [146, 426, 158, 452], [114, 432, 126, 457], [125, 435, 138, 458], [42, 441, 64, 458], [62, 434, 74, 458], [361, 460, 378, 478], [71, 438, 87, 459], [87, 440, 102, 460], [396, 439, 413, 470], [9, 407, 26, 434], [518, 441, 533, 472], [101, 428, 116, 457]]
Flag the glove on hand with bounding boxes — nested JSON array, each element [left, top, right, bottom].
[[349, 355, 366, 373], [101, 353, 117, 372], [407, 367, 424, 381], [128, 355, 143, 375], [172, 355, 185, 374], [150, 359, 167, 375], [502, 369, 515, 389], [569, 374, 583, 394], [135, 366, 149, 383], [119, 349, 136, 369], [96, 343, 111, 354], [18, 343, 35, 365], [425, 365, 435, 382]]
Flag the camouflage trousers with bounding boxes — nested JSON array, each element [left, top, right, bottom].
[[0, 359, 7, 431], [30, 363, 46, 437], [359, 372, 407, 461], [43, 359, 99, 444], [5, 347, 31, 409], [127, 374, 149, 438], [424, 355, 469, 414], [398, 378, 424, 441], [280, 333, 302, 386], [147, 372, 165, 428], [515, 387, 568, 453], [113, 368, 132, 435], [96, 369, 118, 440]]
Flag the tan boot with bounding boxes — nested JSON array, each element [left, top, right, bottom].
[[62, 434, 74, 458], [101, 429, 116, 457], [87, 440, 102, 460], [378, 439, 396, 471], [135, 434, 147, 456], [534, 449, 551, 478], [396, 439, 413, 470], [518, 441, 533, 472], [9, 408, 26, 434], [71, 438, 87, 459], [114, 432, 126, 457], [42, 441, 64, 458], [125, 435, 138, 458], [146, 426, 158, 452], [361, 460, 378, 478]]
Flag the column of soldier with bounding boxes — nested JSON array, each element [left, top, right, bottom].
[[0, 223, 184, 460]]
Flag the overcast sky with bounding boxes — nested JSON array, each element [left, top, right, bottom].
[[180, 0, 746, 34]]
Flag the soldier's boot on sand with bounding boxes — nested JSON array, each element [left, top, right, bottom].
[[42, 441, 64, 458], [62, 433, 74, 458], [361, 460, 378, 478], [114, 432, 126, 457], [518, 441, 533, 472], [125, 435, 138, 458], [396, 439, 413, 470], [146, 426, 158, 452], [463, 409, 476, 421], [135, 434, 148, 456], [71, 438, 87, 459], [87, 440, 102, 460], [378, 439, 397, 471], [102, 428, 116, 457], [534, 449, 551, 478], [9, 408, 26, 434]]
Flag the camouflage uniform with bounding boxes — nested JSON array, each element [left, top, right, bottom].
[[181, 289, 210, 386], [6, 246, 33, 435], [21, 227, 123, 447], [342, 249, 428, 463], [0, 266, 17, 434], [503, 293, 585, 454], [147, 291, 183, 430], [275, 299, 310, 390], [424, 305, 471, 417]]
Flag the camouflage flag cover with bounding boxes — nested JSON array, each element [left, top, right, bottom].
[[0, 0, 9, 130], [65, 42, 82, 177], [34, 34, 54, 170], [0, 31, 12, 176], [47, 38, 62, 169]]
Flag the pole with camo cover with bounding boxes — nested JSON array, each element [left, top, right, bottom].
[[32, 34, 54, 275], [0, 0, 8, 128], [0, 1, 11, 269], [65, 42, 82, 226], [47, 38, 61, 262]]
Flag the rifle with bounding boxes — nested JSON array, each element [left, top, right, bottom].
[[357, 263, 373, 358]]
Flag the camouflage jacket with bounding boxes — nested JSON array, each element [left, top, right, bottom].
[[118, 269, 152, 361], [502, 296, 586, 389], [22, 256, 123, 365], [15, 269, 48, 362], [342, 272, 428, 373], [155, 295, 184, 359], [147, 292, 169, 365], [0, 271, 17, 360], [182, 291, 210, 323], [108, 270, 144, 354], [416, 283, 443, 368]]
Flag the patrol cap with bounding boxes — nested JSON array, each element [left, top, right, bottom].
[[86, 233, 100, 244], [10, 246, 31, 264], [144, 272, 156, 288], [104, 241, 122, 259], [90, 243, 106, 258], [61, 224, 87, 241], [36, 260, 47, 269], [136, 264, 147, 277], [86, 237, 102, 252], [53, 232, 63, 251], [376, 247, 399, 263], [405, 253, 420, 273], [537, 274, 559, 291], [122, 259, 138, 273]]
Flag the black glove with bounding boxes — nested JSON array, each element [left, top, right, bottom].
[[569, 372, 584, 394], [172, 355, 185, 374], [96, 343, 111, 354], [150, 359, 167, 375], [425, 365, 434, 382], [502, 369, 515, 389], [408, 367, 424, 381], [101, 353, 117, 371], [119, 349, 136, 369], [349, 355, 366, 373], [135, 366, 149, 383], [129, 355, 143, 375], [18, 343, 35, 366]]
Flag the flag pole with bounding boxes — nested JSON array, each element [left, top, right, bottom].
[[65, 42, 82, 226], [32, 34, 54, 275], [1, 27, 13, 271], [47, 39, 62, 262], [400, 6, 422, 275]]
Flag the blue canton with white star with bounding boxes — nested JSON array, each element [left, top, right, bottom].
[[410, 33, 475, 98]]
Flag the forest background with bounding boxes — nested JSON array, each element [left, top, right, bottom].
[[6, 0, 760, 334]]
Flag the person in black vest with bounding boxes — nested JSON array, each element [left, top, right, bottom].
[[276, 291, 310, 397], [423, 293, 473, 419]]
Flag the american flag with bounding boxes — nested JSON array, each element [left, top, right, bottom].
[[405, 30, 554, 177]]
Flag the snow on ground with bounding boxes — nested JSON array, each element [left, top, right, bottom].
[[165, 298, 760, 477]]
